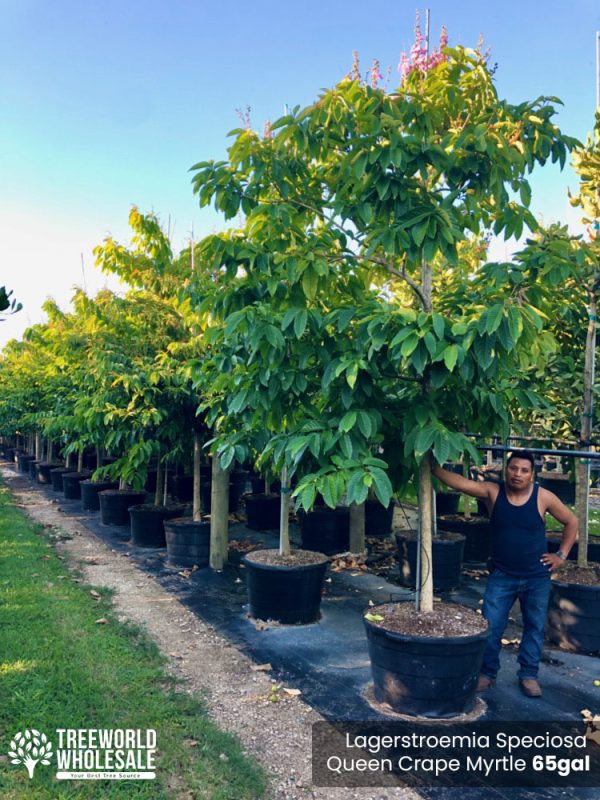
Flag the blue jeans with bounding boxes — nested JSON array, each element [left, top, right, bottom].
[[481, 568, 551, 680]]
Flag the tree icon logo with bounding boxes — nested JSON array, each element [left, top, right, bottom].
[[8, 730, 53, 778]]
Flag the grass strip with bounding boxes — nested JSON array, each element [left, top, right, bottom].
[[0, 484, 267, 799]]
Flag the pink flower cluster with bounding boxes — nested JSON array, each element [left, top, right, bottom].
[[398, 11, 448, 82]]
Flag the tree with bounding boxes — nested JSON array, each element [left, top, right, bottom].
[[191, 27, 577, 609]]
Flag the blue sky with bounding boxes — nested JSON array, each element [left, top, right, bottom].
[[1, 0, 598, 344]]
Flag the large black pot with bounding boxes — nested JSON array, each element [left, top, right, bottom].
[[62, 471, 91, 500], [538, 475, 576, 506], [435, 492, 461, 516], [171, 474, 194, 502], [436, 515, 491, 563], [299, 507, 350, 556], [17, 453, 36, 473], [546, 580, 600, 654], [245, 494, 281, 530], [546, 535, 600, 564], [28, 460, 41, 480], [4, 447, 15, 463], [36, 462, 64, 485], [99, 490, 147, 526], [364, 608, 489, 718], [229, 469, 249, 510], [129, 504, 185, 548], [165, 517, 211, 567], [395, 531, 465, 592], [244, 550, 328, 624], [50, 467, 71, 492], [365, 500, 394, 538], [80, 480, 119, 511]]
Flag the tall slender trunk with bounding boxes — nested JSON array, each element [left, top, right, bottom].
[[209, 454, 230, 569], [279, 466, 291, 556], [349, 502, 365, 553], [65, 451, 72, 469], [193, 431, 201, 521], [154, 450, 163, 507], [418, 258, 434, 612], [28, 433, 34, 454], [77, 449, 84, 473], [576, 292, 596, 568], [96, 445, 102, 471], [47, 440, 54, 463], [35, 432, 42, 460]]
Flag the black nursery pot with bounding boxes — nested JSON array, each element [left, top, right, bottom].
[[61, 472, 91, 500], [50, 467, 71, 492], [28, 460, 41, 480], [17, 453, 36, 473], [80, 480, 120, 511], [244, 493, 281, 530], [299, 507, 350, 556], [538, 475, 576, 506], [36, 462, 64, 485], [99, 490, 147, 526], [129, 504, 185, 548], [365, 500, 394, 538], [171, 474, 194, 502], [164, 517, 211, 568], [243, 552, 329, 624], [546, 534, 600, 564], [435, 492, 461, 516], [364, 613, 489, 718], [395, 531, 465, 592], [436, 515, 491, 563], [545, 580, 600, 654]]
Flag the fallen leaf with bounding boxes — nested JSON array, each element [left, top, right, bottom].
[[41, 555, 50, 561], [95, 618, 109, 625], [90, 590, 101, 600], [251, 663, 272, 672], [364, 613, 384, 622], [283, 687, 301, 696]]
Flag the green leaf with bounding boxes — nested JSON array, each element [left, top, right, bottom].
[[432, 313, 445, 339], [294, 309, 308, 338], [485, 303, 504, 335], [340, 411, 358, 433], [364, 613, 384, 622], [400, 334, 419, 357], [369, 467, 392, 508], [357, 411, 372, 438], [443, 344, 458, 372], [301, 269, 318, 300], [414, 426, 435, 455]]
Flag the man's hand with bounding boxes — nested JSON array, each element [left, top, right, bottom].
[[540, 552, 567, 572]]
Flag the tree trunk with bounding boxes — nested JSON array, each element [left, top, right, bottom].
[[576, 292, 596, 568], [96, 445, 102, 470], [209, 454, 229, 570], [35, 432, 42, 460], [65, 451, 72, 469], [193, 431, 201, 521], [47, 440, 54, 462], [417, 257, 434, 613], [154, 450, 163, 507], [77, 449, 84, 473], [349, 502, 365, 553], [279, 466, 291, 556], [418, 452, 434, 612]]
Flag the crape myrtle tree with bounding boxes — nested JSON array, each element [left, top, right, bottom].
[[191, 24, 578, 610], [93, 208, 207, 513], [516, 114, 600, 566], [72, 287, 186, 494]]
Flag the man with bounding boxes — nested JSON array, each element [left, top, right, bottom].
[[432, 451, 577, 698]]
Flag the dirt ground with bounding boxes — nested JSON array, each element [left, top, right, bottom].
[[2, 467, 418, 800]]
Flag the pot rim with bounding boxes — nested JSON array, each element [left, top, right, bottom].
[[363, 604, 489, 644]]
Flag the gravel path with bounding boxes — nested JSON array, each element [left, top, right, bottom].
[[2, 467, 418, 800]]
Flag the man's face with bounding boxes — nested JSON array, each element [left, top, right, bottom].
[[505, 458, 534, 488]]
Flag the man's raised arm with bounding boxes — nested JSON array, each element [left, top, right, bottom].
[[432, 463, 495, 500]]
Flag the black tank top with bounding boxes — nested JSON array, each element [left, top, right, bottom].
[[490, 482, 549, 578]]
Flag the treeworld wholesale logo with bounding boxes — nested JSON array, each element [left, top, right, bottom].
[[8, 730, 53, 779], [8, 728, 156, 780]]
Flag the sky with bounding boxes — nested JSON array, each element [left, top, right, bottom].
[[1, 0, 599, 346]]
